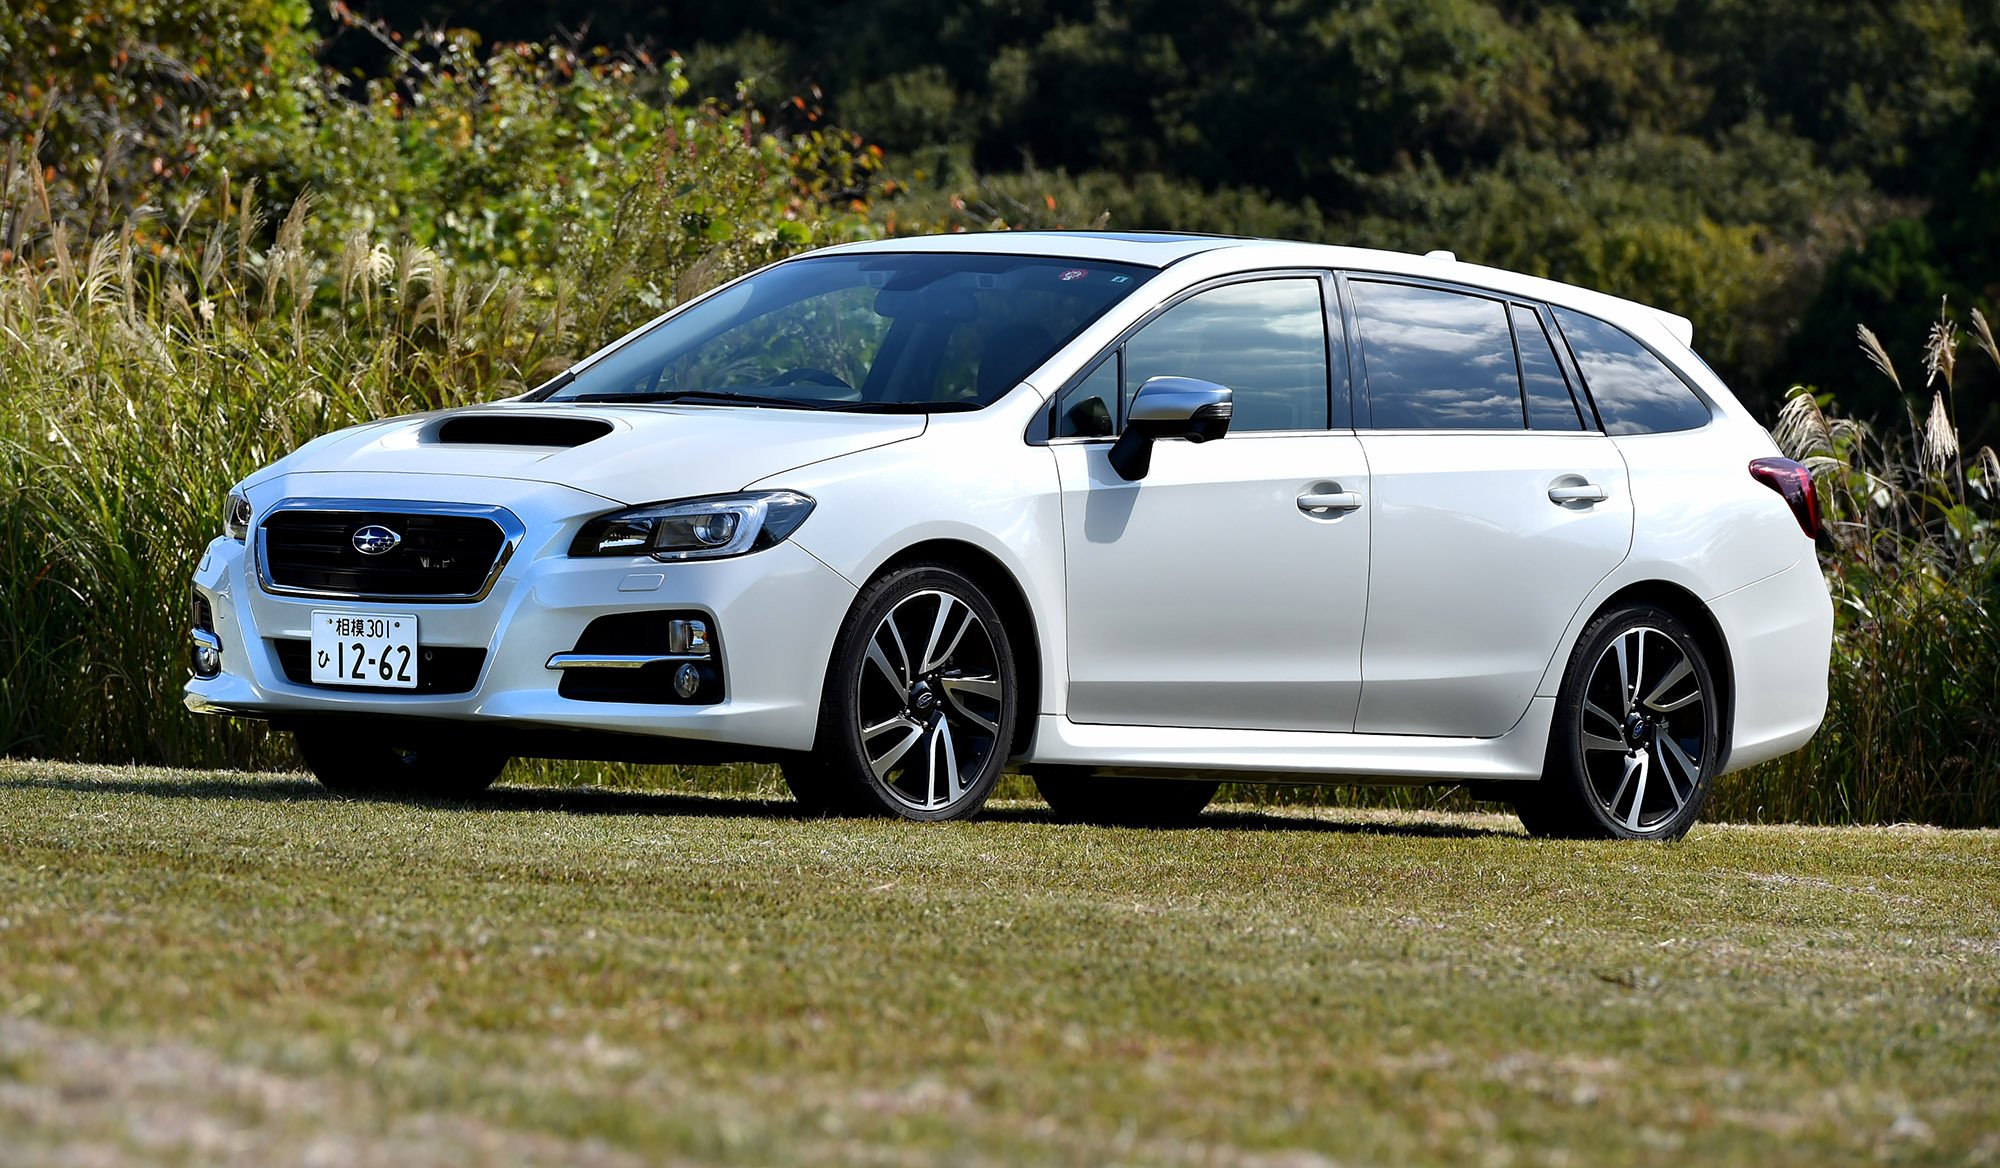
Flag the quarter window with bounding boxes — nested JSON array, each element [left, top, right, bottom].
[[1053, 355, 1118, 438], [1513, 304, 1585, 431], [1553, 308, 1710, 434], [1352, 282, 1523, 429], [1122, 279, 1329, 432]]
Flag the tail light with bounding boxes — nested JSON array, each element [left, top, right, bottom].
[[1749, 456, 1820, 539]]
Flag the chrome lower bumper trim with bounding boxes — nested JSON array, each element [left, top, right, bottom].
[[544, 652, 710, 670]]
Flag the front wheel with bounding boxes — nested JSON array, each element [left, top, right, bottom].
[[800, 564, 1019, 820], [294, 726, 507, 799], [1514, 604, 1721, 840]]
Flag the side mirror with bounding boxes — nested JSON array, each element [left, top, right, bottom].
[[1109, 376, 1234, 481]]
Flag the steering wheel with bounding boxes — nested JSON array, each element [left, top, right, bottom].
[[773, 367, 852, 389]]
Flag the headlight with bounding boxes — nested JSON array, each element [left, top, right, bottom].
[[569, 491, 816, 561], [223, 491, 252, 541]]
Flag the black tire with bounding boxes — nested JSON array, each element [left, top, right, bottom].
[[803, 563, 1020, 821], [294, 726, 507, 799], [1032, 766, 1220, 827], [1514, 603, 1721, 840], [777, 753, 843, 817]]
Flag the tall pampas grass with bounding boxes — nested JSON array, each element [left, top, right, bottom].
[[1712, 297, 2000, 827]]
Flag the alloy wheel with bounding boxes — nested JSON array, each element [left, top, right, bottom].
[[1576, 625, 1709, 834], [852, 588, 1006, 814]]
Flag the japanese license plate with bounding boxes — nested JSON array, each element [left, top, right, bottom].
[[310, 610, 419, 689]]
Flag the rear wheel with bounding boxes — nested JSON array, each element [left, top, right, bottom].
[[294, 726, 507, 799], [1514, 603, 1720, 840], [1032, 766, 1220, 827], [797, 564, 1019, 821]]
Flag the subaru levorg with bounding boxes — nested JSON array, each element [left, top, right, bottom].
[[187, 232, 1832, 839]]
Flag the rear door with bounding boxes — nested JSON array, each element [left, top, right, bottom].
[[1344, 277, 1633, 737]]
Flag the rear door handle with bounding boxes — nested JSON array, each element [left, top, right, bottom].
[[1548, 482, 1609, 505], [1298, 491, 1363, 514]]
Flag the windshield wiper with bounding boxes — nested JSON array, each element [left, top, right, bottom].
[[560, 390, 822, 409], [827, 401, 983, 413], [558, 390, 985, 414]]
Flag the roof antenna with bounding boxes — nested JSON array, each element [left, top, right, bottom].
[[1424, 249, 1457, 262]]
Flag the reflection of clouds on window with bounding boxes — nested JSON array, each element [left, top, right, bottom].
[[1553, 309, 1709, 435], [1353, 282, 1524, 430], [1124, 279, 1328, 432]]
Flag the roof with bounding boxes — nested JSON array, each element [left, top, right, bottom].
[[811, 230, 1248, 268], [808, 231, 1697, 346]]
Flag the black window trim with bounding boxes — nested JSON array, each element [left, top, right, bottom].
[[1510, 299, 1595, 432], [1030, 269, 1347, 446]]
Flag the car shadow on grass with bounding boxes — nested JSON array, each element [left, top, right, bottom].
[[1, 769, 1521, 839]]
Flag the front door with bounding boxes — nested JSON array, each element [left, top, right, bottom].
[[1052, 275, 1372, 732]]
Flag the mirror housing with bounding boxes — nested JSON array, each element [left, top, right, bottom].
[[1108, 377, 1234, 481]]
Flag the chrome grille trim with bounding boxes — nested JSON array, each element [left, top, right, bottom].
[[253, 497, 526, 603]]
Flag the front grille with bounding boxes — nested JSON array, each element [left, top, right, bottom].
[[260, 509, 508, 599], [273, 639, 487, 695]]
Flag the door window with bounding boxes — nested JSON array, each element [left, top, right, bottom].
[[1122, 279, 1330, 432], [1352, 281, 1523, 429]]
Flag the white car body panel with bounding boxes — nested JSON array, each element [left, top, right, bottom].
[[187, 231, 1831, 792], [742, 398, 1070, 720]]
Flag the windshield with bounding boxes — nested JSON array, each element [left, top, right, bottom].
[[543, 252, 1155, 411]]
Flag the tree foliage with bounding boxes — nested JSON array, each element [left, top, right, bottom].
[[322, 0, 1997, 426], [0, 0, 315, 242]]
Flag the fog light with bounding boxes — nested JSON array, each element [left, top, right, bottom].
[[673, 662, 703, 699], [191, 630, 222, 679]]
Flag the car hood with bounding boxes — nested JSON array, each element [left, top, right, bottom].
[[246, 402, 928, 505]]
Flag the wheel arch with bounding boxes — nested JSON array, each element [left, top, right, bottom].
[[1570, 580, 1736, 771], [868, 538, 1043, 758]]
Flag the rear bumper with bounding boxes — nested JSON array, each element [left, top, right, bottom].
[[1709, 552, 1834, 773]]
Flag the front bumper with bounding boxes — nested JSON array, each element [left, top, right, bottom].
[[185, 474, 854, 753]]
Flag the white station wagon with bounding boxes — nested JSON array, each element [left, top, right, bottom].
[[188, 232, 1832, 838]]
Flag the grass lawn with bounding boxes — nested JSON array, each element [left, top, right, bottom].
[[1, 760, 1995, 1166]]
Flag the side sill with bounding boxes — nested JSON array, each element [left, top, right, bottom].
[[1020, 698, 1554, 785]]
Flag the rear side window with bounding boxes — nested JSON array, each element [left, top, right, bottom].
[[1553, 309, 1710, 435], [1351, 282, 1522, 429]]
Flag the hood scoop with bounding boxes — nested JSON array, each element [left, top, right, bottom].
[[432, 413, 614, 448]]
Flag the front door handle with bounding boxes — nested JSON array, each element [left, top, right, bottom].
[[1298, 490, 1363, 515], [1548, 482, 1610, 505]]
